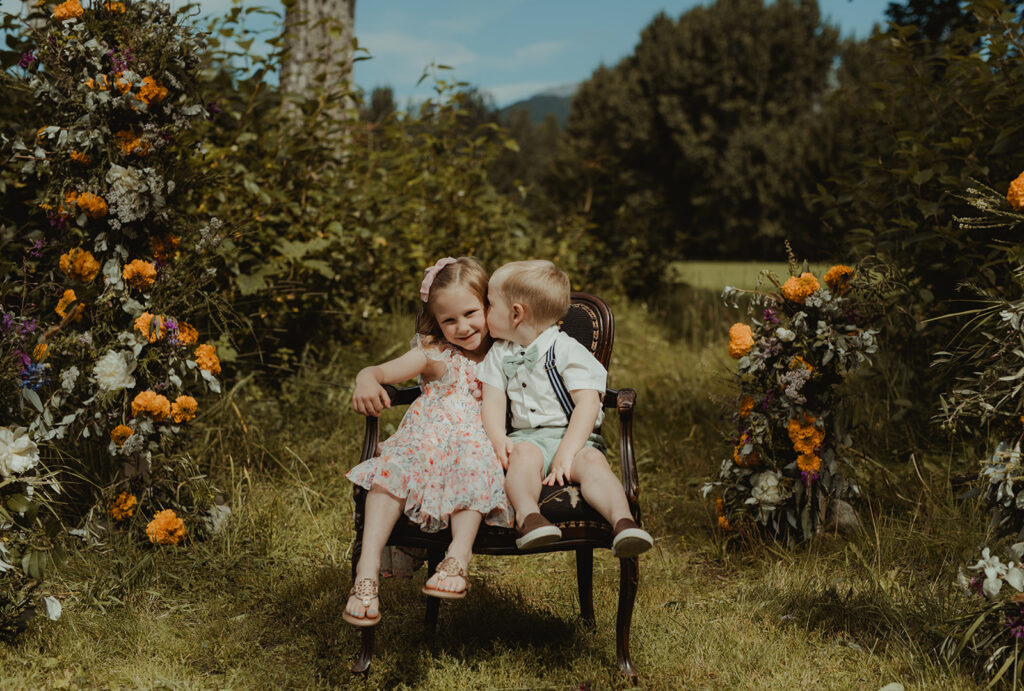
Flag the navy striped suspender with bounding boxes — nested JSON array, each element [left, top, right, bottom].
[[544, 344, 575, 421]]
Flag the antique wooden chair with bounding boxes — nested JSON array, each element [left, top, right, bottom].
[[349, 292, 643, 679]]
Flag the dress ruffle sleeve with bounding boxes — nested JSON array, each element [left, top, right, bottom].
[[411, 334, 454, 363]]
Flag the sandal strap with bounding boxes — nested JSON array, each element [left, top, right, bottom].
[[435, 556, 467, 579], [349, 577, 379, 606]]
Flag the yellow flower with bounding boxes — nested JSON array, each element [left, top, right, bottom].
[[787, 414, 825, 456], [738, 395, 754, 418], [69, 150, 92, 165], [58, 248, 100, 282], [110, 491, 137, 521], [52, 0, 83, 21], [131, 390, 171, 421], [171, 395, 197, 423], [1009, 171, 1024, 211], [136, 76, 168, 105], [176, 322, 198, 346], [113, 72, 132, 94], [796, 453, 822, 474], [55, 288, 84, 321], [781, 272, 821, 304], [728, 323, 754, 359], [104, 1, 126, 12], [195, 344, 221, 375], [789, 356, 814, 373], [32, 343, 49, 362], [150, 234, 180, 262], [134, 312, 165, 343], [114, 130, 151, 156], [122, 259, 157, 290], [76, 192, 108, 218], [85, 75, 109, 91], [110, 424, 133, 447], [146, 509, 187, 545], [733, 432, 760, 467], [824, 265, 855, 294], [715, 497, 731, 530]]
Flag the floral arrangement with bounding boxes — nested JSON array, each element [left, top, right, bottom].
[[703, 256, 880, 543], [0, 0, 226, 627]]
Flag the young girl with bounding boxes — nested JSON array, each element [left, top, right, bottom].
[[343, 256, 513, 628]]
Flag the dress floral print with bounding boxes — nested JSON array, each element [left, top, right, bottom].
[[346, 336, 513, 532]]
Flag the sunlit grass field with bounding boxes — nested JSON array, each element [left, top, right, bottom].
[[0, 291, 991, 689]]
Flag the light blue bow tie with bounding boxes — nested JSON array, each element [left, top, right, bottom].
[[501, 345, 538, 378]]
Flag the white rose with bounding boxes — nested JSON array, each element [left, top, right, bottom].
[[0, 426, 40, 478], [776, 327, 796, 342], [751, 470, 784, 505], [93, 350, 136, 391]]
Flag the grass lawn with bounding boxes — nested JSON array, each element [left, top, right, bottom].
[[0, 297, 992, 689]]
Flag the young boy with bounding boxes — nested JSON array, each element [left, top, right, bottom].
[[477, 260, 653, 557]]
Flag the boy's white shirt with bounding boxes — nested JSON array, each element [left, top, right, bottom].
[[477, 325, 606, 430]]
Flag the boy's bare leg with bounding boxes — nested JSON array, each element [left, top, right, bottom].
[[570, 447, 634, 525], [346, 484, 404, 619], [425, 509, 482, 593], [505, 442, 545, 527]]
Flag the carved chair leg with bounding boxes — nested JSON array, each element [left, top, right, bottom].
[[424, 550, 443, 635], [352, 627, 375, 674], [616, 557, 639, 680], [576, 548, 595, 626]]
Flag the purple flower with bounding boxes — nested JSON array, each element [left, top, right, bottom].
[[1006, 605, 1024, 638], [18, 318, 37, 336], [0, 312, 13, 333], [47, 211, 67, 230], [763, 308, 779, 325], [29, 239, 45, 258], [18, 50, 36, 69], [14, 350, 30, 368], [106, 46, 133, 72], [206, 101, 222, 119], [801, 470, 819, 486]]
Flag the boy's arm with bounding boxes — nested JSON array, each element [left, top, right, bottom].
[[352, 349, 431, 417], [543, 388, 602, 486], [481, 384, 513, 469]]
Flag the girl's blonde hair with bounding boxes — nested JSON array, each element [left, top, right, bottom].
[[416, 256, 489, 347]]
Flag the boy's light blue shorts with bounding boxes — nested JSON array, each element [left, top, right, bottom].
[[509, 427, 606, 476]]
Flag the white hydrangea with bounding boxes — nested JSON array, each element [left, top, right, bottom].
[[0, 426, 40, 478], [60, 365, 80, 392], [93, 350, 136, 391], [750, 470, 784, 505]]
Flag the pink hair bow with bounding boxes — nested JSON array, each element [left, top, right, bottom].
[[419, 257, 457, 302]]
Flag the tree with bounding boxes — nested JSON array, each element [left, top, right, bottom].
[[549, 0, 841, 294], [279, 0, 356, 120]]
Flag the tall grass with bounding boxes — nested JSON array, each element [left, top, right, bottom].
[[0, 299, 997, 689]]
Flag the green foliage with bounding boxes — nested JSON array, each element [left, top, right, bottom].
[[548, 0, 841, 295]]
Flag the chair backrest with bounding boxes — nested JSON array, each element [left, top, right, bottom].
[[561, 292, 614, 368]]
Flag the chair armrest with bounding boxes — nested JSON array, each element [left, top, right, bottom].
[[607, 388, 640, 515], [358, 385, 422, 463]]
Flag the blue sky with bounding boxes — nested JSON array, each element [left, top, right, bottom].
[[1, 0, 892, 107]]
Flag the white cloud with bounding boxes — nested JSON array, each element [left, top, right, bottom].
[[359, 30, 478, 74], [484, 80, 567, 107], [510, 40, 568, 67]]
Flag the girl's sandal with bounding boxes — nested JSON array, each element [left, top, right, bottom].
[[421, 556, 469, 600], [342, 577, 381, 628]]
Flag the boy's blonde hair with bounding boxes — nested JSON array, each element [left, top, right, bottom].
[[490, 260, 570, 327], [417, 256, 489, 346]]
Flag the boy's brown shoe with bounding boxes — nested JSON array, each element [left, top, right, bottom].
[[515, 512, 562, 550], [611, 517, 653, 558]]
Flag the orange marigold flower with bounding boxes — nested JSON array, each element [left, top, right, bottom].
[[110, 491, 137, 521], [789, 356, 814, 373], [796, 453, 822, 474], [112, 72, 131, 94], [58, 247, 100, 282], [1009, 171, 1024, 211], [85, 74, 109, 91], [733, 432, 760, 467], [150, 234, 180, 262], [824, 265, 855, 294], [114, 130, 151, 156], [176, 322, 198, 346], [787, 415, 825, 456], [32, 343, 49, 362], [122, 259, 157, 290], [146, 509, 187, 545], [171, 395, 198, 423], [55, 288, 84, 322], [70, 150, 92, 165], [728, 323, 754, 359], [52, 0, 83, 21], [64, 190, 78, 205], [131, 390, 171, 421], [110, 424, 134, 447], [104, 1, 126, 12], [195, 344, 221, 375], [134, 312, 165, 342], [781, 272, 821, 304], [738, 395, 754, 418], [136, 76, 168, 105], [76, 192, 108, 218], [715, 498, 731, 530]]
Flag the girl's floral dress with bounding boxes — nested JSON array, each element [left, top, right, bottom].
[[346, 336, 513, 532]]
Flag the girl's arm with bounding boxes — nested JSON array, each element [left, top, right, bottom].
[[481, 383, 513, 469], [353, 349, 439, 417]]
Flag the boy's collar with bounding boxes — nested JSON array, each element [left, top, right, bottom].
[[510, 324, 559, 350]]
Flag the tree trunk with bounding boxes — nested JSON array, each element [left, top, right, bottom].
[[279, 0, 357, 121]]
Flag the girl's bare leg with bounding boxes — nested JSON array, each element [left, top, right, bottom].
[[425, 508, 482, 593], [345, 484, 404, 619]]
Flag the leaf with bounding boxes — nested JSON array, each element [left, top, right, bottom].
[[6, 494, 30, 514], [22, 388, 43, 413]]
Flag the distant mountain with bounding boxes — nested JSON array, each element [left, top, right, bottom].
[[499, 85, 577, 127]]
